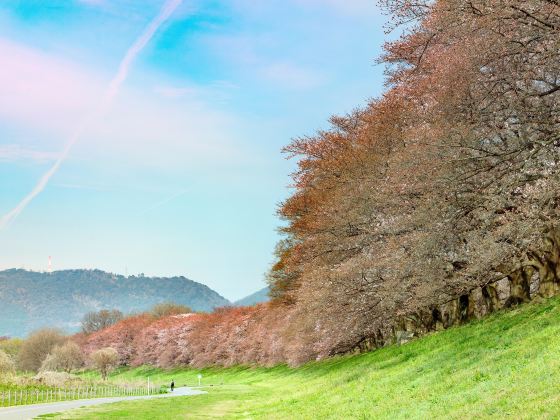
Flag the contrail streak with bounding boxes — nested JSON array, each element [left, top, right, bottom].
[[0, 0, 183, 230], [139, 189, 189, 216]]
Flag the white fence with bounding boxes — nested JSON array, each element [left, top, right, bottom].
[[0, 385, 161, 407]]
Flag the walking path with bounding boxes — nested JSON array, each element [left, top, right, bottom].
[[0, 387, 205, 420]]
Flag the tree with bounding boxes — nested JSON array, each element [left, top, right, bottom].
[[0, 338, 23, 359], [0, 350, 15, 378], [81, 309, 124, 334], [90, 347, 119, 380], [40, 341, 83, 373], [18, 328, 65, 372], [151, 302, 192, 318]]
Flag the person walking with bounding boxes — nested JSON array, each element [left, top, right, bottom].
[[170, 380, 175, 392]]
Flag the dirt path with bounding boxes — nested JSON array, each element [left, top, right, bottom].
[[0, 387, 206, 420]]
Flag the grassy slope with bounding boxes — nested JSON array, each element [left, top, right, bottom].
[[44, 295, 560, 419]]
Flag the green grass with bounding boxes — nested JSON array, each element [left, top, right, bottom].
[[42, 295, 560, 419]]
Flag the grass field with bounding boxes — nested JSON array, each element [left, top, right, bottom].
[[42, 295, 560, 419]]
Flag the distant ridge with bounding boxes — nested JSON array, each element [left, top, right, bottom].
[[234, 287, 270, 307], [0, 269, 230, 337]]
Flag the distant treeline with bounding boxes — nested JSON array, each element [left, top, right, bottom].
[[0, 269, 229, 337]]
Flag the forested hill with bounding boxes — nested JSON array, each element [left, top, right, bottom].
[[234, 287, 269, 306], [0, 269, 229, 337]]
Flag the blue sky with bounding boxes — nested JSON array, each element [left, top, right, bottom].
[[0, 0, 388, 301]]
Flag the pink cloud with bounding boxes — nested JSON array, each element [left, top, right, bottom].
[[0, 37, 246, 169], [0, 38, 102, 137]]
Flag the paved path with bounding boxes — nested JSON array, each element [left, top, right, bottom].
[[0, 387, 206, 420]]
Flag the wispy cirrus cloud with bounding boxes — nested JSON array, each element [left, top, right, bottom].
[[0, 145, 59, 163], [0, 0, 184, 230], [260, 61, 326, 90], [77, 0, 106, 5], [294, 0, 380, 17], [0, 37, 242, 169], [153, 80, 239, 103], [205, 34, 328, 91]]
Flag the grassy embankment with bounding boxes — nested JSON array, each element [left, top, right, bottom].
[[41, 295, 560, 419]]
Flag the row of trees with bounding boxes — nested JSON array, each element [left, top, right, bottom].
[[0, 331, 118, 381], [80, 303, 191, 335], [41, 0, 560, 367], [264, 0, 560, 360], [0, 302, 191, 379]]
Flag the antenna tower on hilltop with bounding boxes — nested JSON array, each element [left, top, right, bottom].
[[48, 256, 52, 274]]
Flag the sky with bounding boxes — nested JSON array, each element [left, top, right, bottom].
[[0, 0, 389, 301]]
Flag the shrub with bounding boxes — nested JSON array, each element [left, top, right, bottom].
[[40, 341, 83, 373], [81, 309, 124, 334], [0, 338, 23, 359], [18, 328, 65, 372], [151, 302, 192, 318], [34, 371, 79, 387], [0, 349, 15, 379], [91, 347, 118, 380]]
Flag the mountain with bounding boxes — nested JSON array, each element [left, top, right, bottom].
[[0, 269, 230, 337], [234, 287, 270, 306]]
